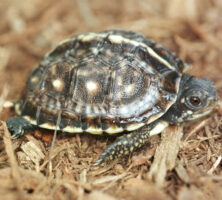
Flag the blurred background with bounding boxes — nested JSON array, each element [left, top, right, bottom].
[[0, 0, 221, 199]]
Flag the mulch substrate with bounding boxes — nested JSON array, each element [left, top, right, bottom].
[[0, 0, 221, 199]]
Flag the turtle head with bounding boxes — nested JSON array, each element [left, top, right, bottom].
[[163, 74, 218, 124]]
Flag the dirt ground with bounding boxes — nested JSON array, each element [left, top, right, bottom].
[[0, 0, 222, 199]]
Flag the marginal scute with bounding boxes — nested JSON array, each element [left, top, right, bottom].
[[108, 34, 124, 44], [62, 126, 83, 133], [105, 126, 124, 134], [17, 30, 185, 135], [23, 115, 37, 125], [149, 121, 168, 136], [39, 122, 57, 130], [126, 123, 145, 131], [85, 126, 103, 135], [80, 33, 99, 42], [15, 102, 22, 115]]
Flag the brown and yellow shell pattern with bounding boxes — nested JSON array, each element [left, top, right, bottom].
[[15, 30, 187, 135]]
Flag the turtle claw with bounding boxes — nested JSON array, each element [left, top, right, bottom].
[[92, 158, 104, 166]]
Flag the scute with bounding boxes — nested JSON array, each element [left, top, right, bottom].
[[17, 30, 188, 135]]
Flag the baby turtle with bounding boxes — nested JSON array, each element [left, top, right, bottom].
[[6, 30, 218, 165]]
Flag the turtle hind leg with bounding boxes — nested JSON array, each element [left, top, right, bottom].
[[93, 120, 169, 165], [93, 125, 151, 166], [6, 116, 35, 139]]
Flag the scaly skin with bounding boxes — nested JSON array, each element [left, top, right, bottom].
[[93, 122, 158, 165], [6, 116, 35, 139]]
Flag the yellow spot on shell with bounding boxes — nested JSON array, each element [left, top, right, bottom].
[[86, 81, 100, 95], [52, 78, 65, 92], [30, 76, 39, 84], [180, 98, 185, 103], [50, 64, 57, 75], [125, 84, 136, 94]]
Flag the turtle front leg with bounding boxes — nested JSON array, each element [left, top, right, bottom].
[[93, 120, 169, 165], [6, 116, 35, 139]]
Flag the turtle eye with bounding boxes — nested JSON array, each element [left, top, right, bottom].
[[189, 96, 201, 106], [184, 89, 206, 110]]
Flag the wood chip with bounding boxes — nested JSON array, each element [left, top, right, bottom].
[[87, 191, 117, 200], [147, 126, 183, 187], [207, 156, 222, 175], [92, 173, 127, 185], [21, 141, 45, 166], [175, 161, 190, 184], [123, 178, 171, 200]]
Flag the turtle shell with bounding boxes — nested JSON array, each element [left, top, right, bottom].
[[15, 30, 188, 135]]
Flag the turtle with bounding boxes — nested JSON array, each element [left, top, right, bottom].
[[6, 30, 218, 165]]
